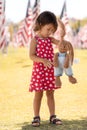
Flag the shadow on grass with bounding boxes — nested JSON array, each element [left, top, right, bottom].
[[15, 60, 31, 68], [22, 65, 31, 68], [16, 117, 87, 130]]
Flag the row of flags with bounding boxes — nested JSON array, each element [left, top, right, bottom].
[[14, 0, 70, 48], [0, 0, 87, 49], [14, 0, 40, 47], [0, 0, 6, 50], [1, 0, 70, 49], [15, 0, 70, 48]]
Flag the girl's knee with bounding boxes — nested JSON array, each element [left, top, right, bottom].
[[34, 91, 43, 100], [46, 90, 54, 98]]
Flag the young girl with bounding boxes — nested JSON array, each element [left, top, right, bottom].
[[29, 11, 62, 127]]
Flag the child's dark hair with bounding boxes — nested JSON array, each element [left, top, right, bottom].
[[34, 11, 58, 32]]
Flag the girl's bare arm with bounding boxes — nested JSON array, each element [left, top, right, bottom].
[[29, 38, 53, 68], [51, 37, 60, 45], [29, 38, 42, 62]]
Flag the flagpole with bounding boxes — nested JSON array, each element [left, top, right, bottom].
[[60, 0, 66, 19], [26, 0, 30, 17]]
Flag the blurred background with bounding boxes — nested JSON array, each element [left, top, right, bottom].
[[0, 0, 87, 51]]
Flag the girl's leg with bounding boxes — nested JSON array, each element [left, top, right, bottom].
[[32, 91, 43, 126], [33, 91, 43, 117], [46, 90, 55, 116], [46, 90, 62, 125]]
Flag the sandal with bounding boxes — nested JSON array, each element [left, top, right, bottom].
[[32, 116, 40, 127], [50, 115, 62, 125]]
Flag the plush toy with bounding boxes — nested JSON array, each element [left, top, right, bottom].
[[54, 19, 77, 87]]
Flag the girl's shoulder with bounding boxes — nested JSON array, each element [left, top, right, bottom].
[[30, 37, 38, 46], [34, 35, 42, 41], [32, 35, 41, 42], [31, 37, 36, 42]]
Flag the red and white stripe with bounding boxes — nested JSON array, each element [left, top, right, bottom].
[[33, 0, 40, 22], [0, 0, 6, 50], [14, 1, 33, 47]]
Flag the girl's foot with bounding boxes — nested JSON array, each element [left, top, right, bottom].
[[50, 115, 62, 125], [32, 116, 40, 127]]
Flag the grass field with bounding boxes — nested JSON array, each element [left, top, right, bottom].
[[0, 47, 87, 130]]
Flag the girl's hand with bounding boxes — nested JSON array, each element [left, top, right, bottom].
[[42, 59, 53, 68]]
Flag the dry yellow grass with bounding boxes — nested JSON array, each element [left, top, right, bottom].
[[0, 47, 87, 130]]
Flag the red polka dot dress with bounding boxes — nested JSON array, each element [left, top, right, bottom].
[[29, 36, 58, 92]]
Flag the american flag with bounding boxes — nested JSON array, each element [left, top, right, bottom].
[[15, 0, 40, 47], [0, 0, 6, 50], [14, 0, 33, 47], [33, 0, 40, 22]]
